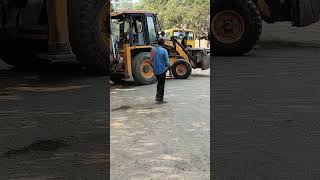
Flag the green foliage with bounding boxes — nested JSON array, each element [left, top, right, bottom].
[[112, 0, 135, 12], [134, 0, 210, 36]]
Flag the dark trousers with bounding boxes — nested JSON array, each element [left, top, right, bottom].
[[155, 71, 166, 100]]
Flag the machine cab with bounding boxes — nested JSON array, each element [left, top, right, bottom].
[[111, 10, 160, 49]]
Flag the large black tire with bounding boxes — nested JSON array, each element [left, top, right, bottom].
[[171, 60, 192, 79], [0, 36, 47, 68], [68, 0, 109, 75], [132, 52, 157, 85], [212, 0, 262, 55]]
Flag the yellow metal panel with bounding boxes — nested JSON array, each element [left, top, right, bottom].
[[169, 57, 176, 65], [123, 44, 132, 78], [175, 43, 189, 61], [188, 40, 196, 48], [47, 0, 70, 51]]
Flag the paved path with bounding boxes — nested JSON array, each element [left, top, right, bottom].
[[0, 64, 109, 179], [111, 69, 210, 179], [213, 22, 320, 179]]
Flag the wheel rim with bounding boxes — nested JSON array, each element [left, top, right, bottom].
[[140, 60, 154, 79], [212, 10, 244, 43], [176, 64, 187, 76], [99, 2, 109, 47]]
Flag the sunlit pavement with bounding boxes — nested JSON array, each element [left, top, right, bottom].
[[111, 69, 210, 179]]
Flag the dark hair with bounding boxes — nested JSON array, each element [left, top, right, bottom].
[[158, 38, 165, 46]]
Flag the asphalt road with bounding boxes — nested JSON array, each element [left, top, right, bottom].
[[110, 69, 210, 179], [213, 22, 320, 179], [0, 63, 109, 179]]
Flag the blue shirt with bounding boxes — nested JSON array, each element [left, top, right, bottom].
[[151, 45, 170, 75]]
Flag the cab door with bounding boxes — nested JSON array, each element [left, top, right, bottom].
[[292, 0, 320, 27], [131, 14, 147, 46], [145, 15, 158, 45]]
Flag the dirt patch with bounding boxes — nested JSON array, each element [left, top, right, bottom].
[[2, 139, 69, 158], [112, 105, 132, 111]]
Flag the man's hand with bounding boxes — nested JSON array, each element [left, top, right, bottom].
[[168, 66, 173, 76]]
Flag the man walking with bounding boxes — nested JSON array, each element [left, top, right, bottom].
[[151, 38, 170, 103]]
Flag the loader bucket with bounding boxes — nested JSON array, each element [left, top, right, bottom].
[[193, 49, 210, 70], [201, 54, 210, 70]]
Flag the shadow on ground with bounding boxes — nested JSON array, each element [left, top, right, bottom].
[[0, 61, 109, 179]]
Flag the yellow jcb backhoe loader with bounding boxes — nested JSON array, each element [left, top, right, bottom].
[[110, 10, 210, 85]]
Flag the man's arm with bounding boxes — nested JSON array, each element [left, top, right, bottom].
[[164, 49, 170, 67], [150, 47, 156, 66]]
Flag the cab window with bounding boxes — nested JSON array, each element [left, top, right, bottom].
[[165, 32, 170, 39], [188, 32, 194, 40], [146, 16, 157, 43], [132, 15, 145, 45]]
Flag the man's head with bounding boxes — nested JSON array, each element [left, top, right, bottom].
[[158, 38, 165, 46], [185, 31, 189, 35]]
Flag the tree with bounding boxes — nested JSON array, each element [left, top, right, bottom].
[[112, 0, 135, 11], [134, 0, 210, 36]]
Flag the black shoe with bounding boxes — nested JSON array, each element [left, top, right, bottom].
[[156, 100, 167, 104], [155, 97, 161, 101]]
